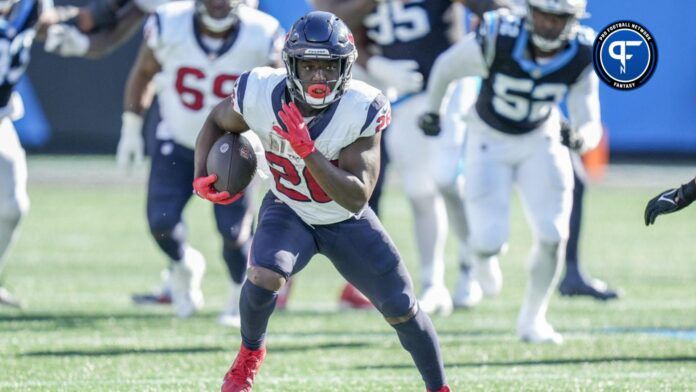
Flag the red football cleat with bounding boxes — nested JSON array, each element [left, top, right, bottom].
[[339, 284, 373, 309], [221, 345, 266, 392], [428, 385, 451, 392]]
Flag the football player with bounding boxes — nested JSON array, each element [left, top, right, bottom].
[[194, 12, 450, 392], [39, 0, 258, 58], [644, 176, 696, 225], [312, 0, 511, 316], [0, 0, 43, 308], [119, 0, 282, 324], [420, 0, 601, 343], [559, 137, 620, 300]]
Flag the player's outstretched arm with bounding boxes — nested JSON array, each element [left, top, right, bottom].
[[418, 33, 488, 136], [83, 4, 145, 58], [426, 33, 488, 113], [42, 0, 143, 58], [115, 42, 160, 169], [644, 177, 696, 226]]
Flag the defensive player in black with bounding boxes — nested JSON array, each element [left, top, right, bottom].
[[645, 177, 696, 225]]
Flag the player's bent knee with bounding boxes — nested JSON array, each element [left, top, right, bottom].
[[0, 197, 27, 225], [147, 214, 180, 234], [471, 234, 506, 258], [247, 266, 285, 292], [379, 291, 416, 323], [536, 226, 568, 245], [384, 304, 419, 325]]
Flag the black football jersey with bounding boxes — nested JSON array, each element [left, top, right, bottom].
[[363, 0, 455, 88], [474, 10, 594, 135], [0, 0, 39, 110]]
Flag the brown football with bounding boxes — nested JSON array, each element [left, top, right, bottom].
[[206, 133, 257, 194]]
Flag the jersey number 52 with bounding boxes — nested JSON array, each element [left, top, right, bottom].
[[492, 74, 567, 122]]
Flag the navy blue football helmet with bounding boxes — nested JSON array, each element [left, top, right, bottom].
[[283, 11, 357, 108]]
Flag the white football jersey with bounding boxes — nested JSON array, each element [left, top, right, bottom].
[[144, 2, 283, 149], [232, 67, 391, 225]]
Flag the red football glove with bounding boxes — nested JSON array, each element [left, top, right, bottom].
[[192, 174, 243, 205], [273, 102, 317, 159]]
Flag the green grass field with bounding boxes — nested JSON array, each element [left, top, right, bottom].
[[1, 156, 695, 391]]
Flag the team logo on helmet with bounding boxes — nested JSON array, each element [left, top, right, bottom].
[[593, 20, 657, 90]]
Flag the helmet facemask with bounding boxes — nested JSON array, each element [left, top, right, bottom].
[[196, 0, 243, 33], [525, 0, 587, 52], [284, 53, 355, 109]]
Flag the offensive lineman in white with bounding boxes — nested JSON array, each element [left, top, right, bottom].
[[118, 0, 281, 323], [420, 0, 602, 343]]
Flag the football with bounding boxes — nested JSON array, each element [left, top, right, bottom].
[[206, 133, 257, 194]]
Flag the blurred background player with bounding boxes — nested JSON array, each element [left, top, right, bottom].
[[0, 0, 43, 308], [644, 176, 696, 225], [193, 12, 450, 391], [38, 0, 275, 315], [312, 0, 513, 316], [38, 0, 259, 58], [420, 0, 603, 343], [118, 0, 282, 324], [559, 126, 620, 300]]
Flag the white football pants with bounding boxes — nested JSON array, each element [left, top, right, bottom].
[[0, 117, 29, 274]]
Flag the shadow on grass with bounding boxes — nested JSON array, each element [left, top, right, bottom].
[[21, 341, 370, 357], [0, 310, 219, 331], [270, 341, 371, 352], [355, 355, 696, 370], [21, 346, 225, 357]]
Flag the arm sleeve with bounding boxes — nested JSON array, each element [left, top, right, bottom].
[[426, 32, 488, 112], [85, 0, 130, 30], [567, 65, 603, 153], [359, 93, 391, 138], [142, 13, 161, 51]]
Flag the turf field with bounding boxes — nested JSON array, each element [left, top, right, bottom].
[[1, 156, 694, 391]]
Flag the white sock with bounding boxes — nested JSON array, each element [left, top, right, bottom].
[[410, 194, 448, 289], [518, 241, 564, 326]]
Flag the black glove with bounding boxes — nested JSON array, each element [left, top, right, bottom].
[[418, 112, 441, 137], [560, 120, 584, 152], [644, 181, 696, 225]]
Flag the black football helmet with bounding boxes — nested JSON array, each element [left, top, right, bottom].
[[283, 11, 357, 108]]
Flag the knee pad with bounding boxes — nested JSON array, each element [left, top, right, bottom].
[[247, 266, 285, 292], [0, 196, 28, 224], [471, 232, 506, 258], [378, 291, 416, 319]]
